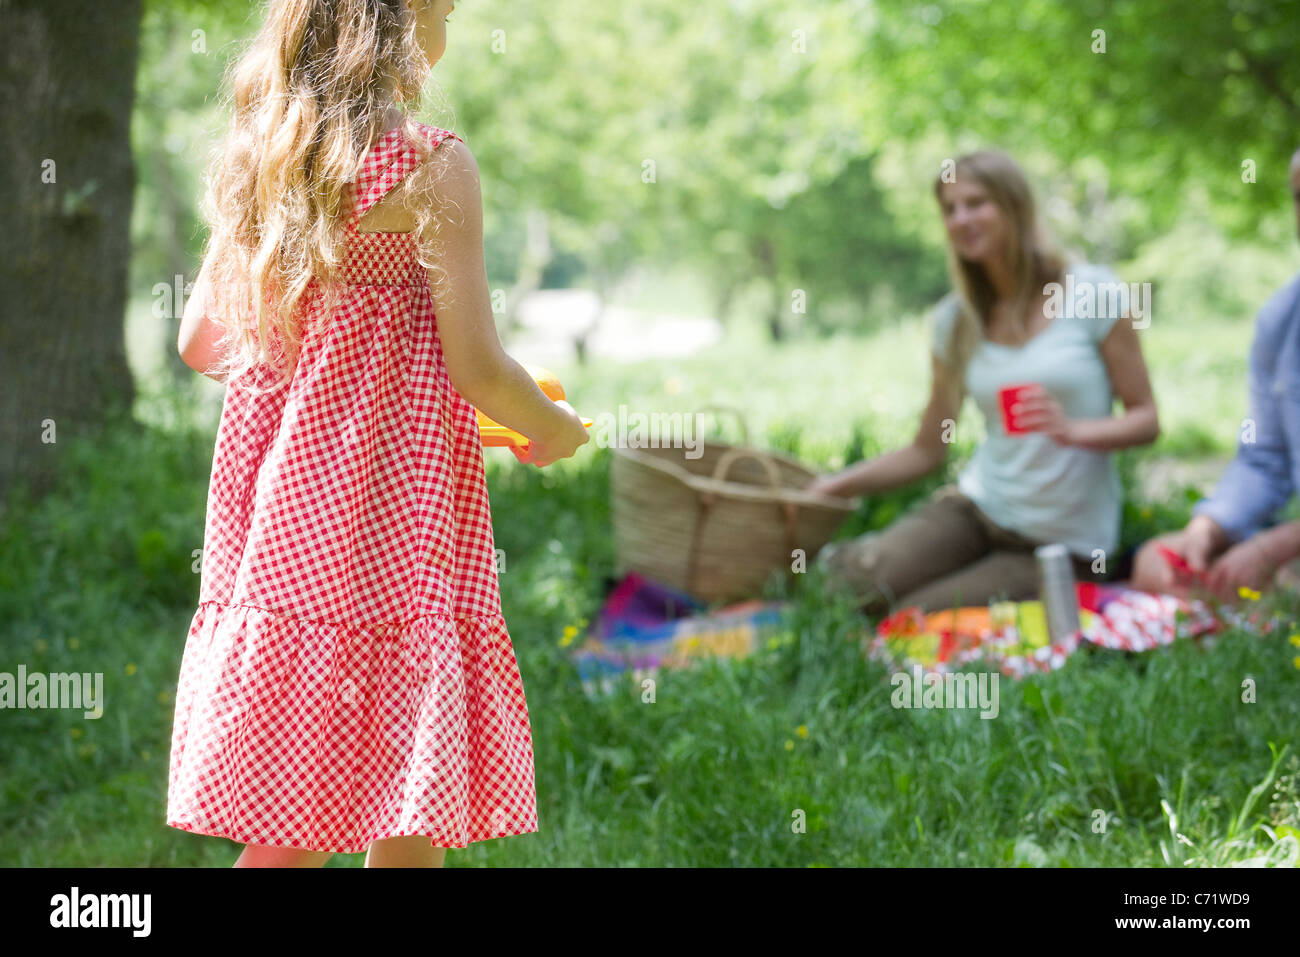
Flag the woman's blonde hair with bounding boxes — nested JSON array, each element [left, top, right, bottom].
[[197, 0, 450, 391], [932, 150, 1066, 407]]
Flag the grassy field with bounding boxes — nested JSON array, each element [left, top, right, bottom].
[[3, 292, 1299, 866]]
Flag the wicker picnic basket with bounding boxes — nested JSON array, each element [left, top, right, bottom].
[[610, 409, 857, 604]]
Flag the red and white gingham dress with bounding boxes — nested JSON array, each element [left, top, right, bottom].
[[166, 122, 538, 854]]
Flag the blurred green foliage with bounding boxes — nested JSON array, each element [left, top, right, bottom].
[[131, 0, 1300, 345]]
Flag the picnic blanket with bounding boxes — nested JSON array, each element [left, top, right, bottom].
[[572, 575, 1279, 695], [571, 572, 785, 696], [865, 582, 1265, 679]]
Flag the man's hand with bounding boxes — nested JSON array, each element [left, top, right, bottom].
[[1206, 537, 1277, 601], [1184, 514, 1229, 574], [1131, 516, 1230, 597]]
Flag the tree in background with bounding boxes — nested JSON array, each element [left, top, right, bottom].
[[0, 0, 144, 508], [864, 0, 1300, 239], [9, 0, 1300, 507]]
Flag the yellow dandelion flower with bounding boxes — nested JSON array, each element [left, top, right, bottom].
[[68, 638, 79, 650], [1237, 586, 1261, 601], [1294, 656, 1300, 671], [125, 662, 138, 676], [796, 725, 808, 739], [559, 625, 579, 648], [69, 727, 83, 739], [784, 739, 795, 751], [1289, 634, 1300, 648]]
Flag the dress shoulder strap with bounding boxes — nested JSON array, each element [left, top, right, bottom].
[[347, 123, 464, 227]]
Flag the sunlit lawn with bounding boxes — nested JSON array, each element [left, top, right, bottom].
[[2, 274, 1296, 866]]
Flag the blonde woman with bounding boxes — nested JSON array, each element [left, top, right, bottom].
[[809, 150, 1159, 612]]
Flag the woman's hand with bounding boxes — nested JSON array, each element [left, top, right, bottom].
[[510, 400, 589, 468], [806, 474, 846, 498], [1010, 385, 1075, 445], [802, 354, 956, 500]]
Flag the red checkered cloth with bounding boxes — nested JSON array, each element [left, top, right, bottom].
[[167, 123, 538, 854], [867, 586, 1226, 681]]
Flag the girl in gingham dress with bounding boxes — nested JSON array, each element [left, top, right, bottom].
[[170, 0, 589, 867]]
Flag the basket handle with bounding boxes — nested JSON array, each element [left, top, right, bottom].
[[694, 404, 749, 445], [709, 446, 783, 489], [686, 447, 800, 600]]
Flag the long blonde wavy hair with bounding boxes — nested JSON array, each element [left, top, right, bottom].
[[197, 0, 451, 391], [932, 150, 1066, 407]]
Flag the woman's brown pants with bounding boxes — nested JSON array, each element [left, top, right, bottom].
[[816, 485, 1107, 614]]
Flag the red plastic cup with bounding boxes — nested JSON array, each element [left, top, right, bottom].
[[998, 383, 1040, 435]]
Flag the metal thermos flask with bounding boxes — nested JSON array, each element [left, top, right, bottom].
[[1035, 543, 1080, 643]]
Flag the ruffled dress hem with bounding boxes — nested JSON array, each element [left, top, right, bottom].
[[166, 599, 539, 854]]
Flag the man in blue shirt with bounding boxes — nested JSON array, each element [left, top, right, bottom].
[[1132, 147, 1300, 600]]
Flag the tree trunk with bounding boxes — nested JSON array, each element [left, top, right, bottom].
[[148, 124, 198, 390], [0, 0, 142, 510], [766, 297, 785, 342], [505, 208, 553, 338], [576, 264, 611, 367], [712, 271, 738, 328], [753, 237, 784, 341]]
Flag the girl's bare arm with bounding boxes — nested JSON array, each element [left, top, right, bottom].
[[414, 138, 587, 462], [177, 255, 229, 383]]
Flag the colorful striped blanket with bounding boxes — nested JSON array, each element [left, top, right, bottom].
[[572, 575, 1277, 695], [571, 572, 784, 696]]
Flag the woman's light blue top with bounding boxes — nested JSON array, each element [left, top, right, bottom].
[[930, 262, 1129, 559]]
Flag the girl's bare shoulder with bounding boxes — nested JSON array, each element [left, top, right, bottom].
[[397, 128, 479, 220], [412, 130, 477, 196], [356, 127, 476, 234]]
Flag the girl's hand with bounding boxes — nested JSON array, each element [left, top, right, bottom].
[[1205, 537, 1276, 602], [1011, 385, 1075, 445], [511, 400, 589, 467]]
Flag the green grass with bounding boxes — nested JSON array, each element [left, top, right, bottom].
[[3, 307, 1299, 867]]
